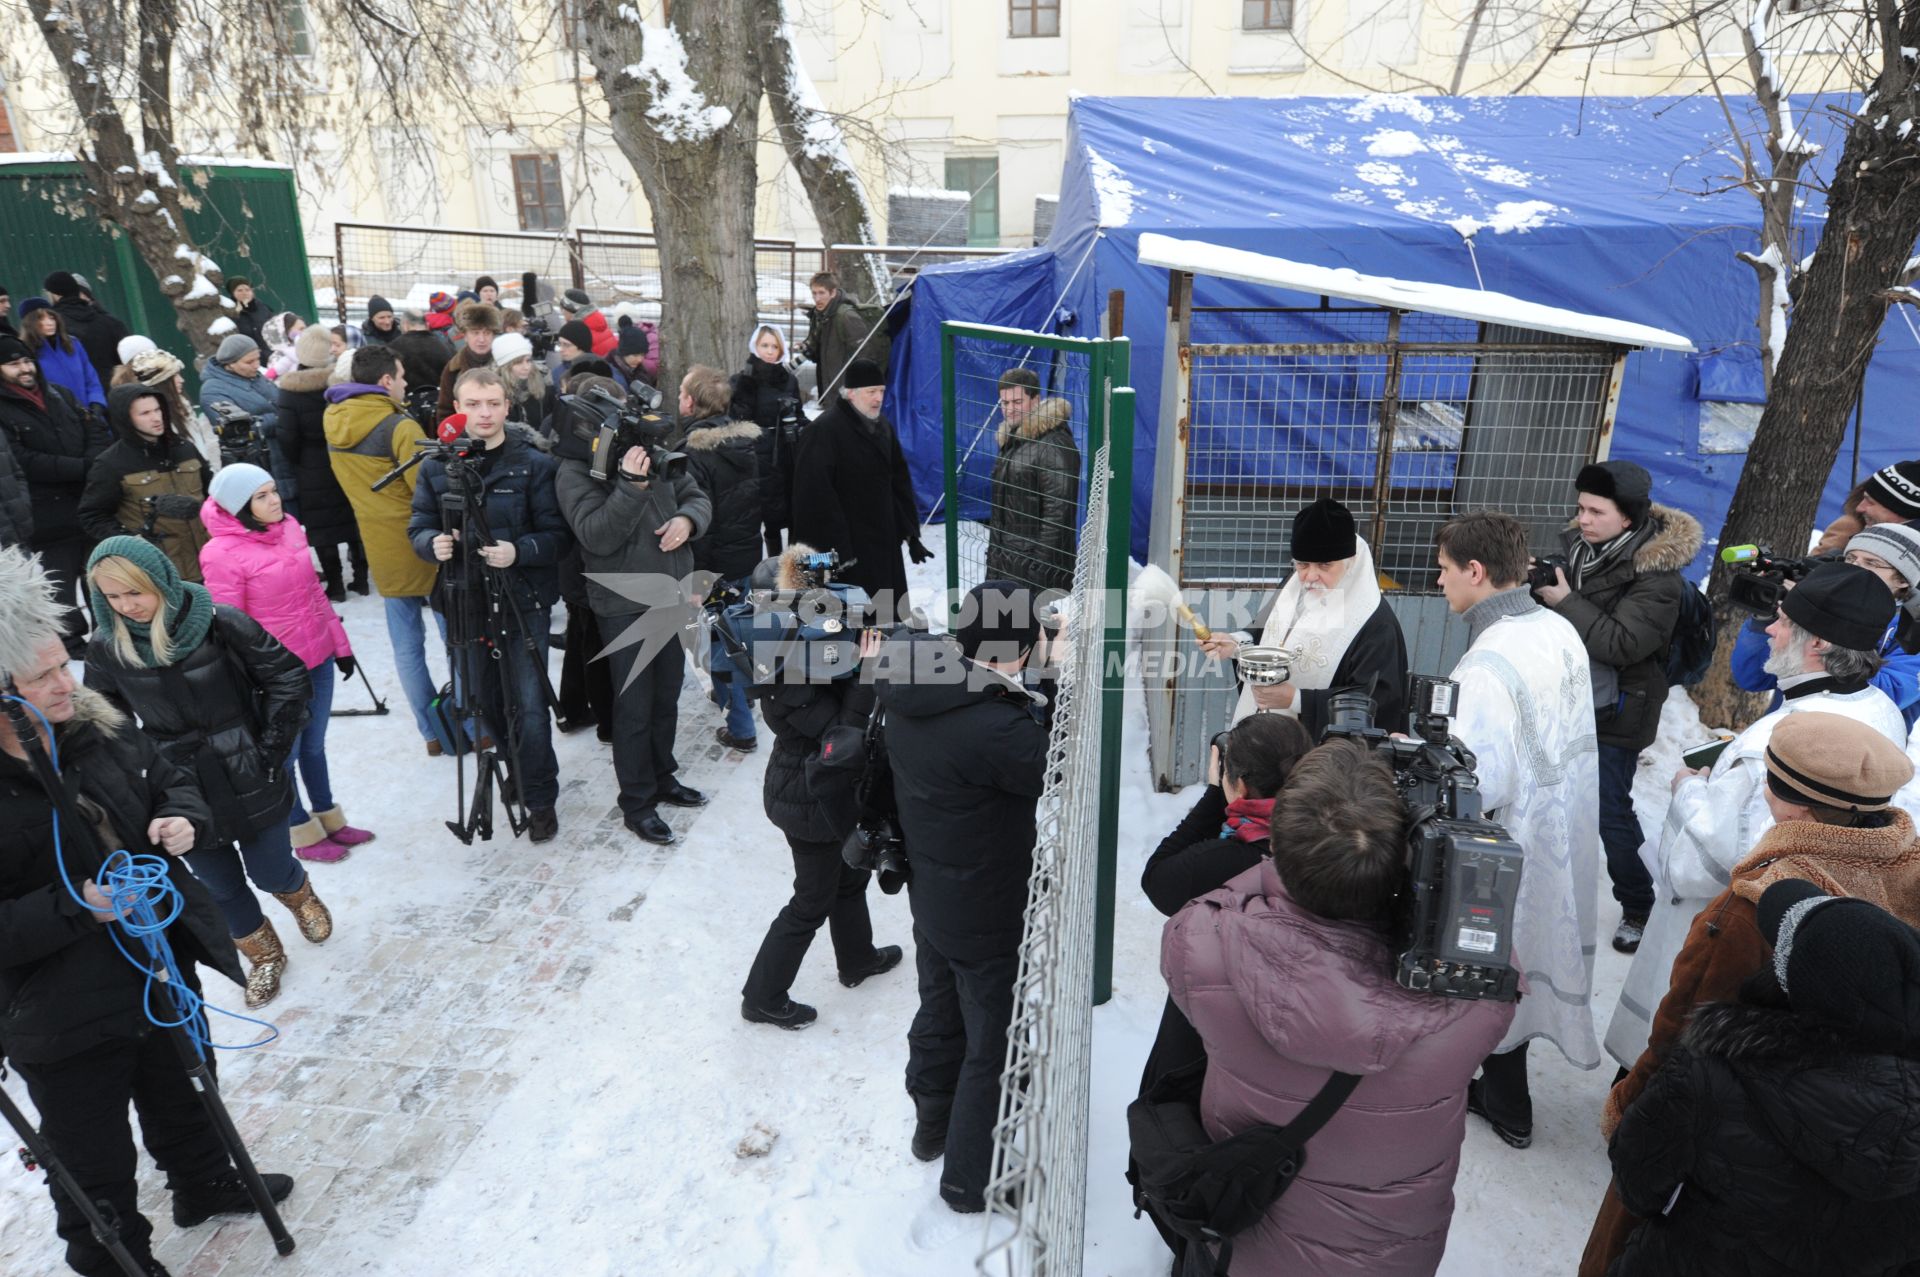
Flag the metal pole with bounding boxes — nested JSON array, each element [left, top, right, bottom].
[[1369, 311, 1405, 557], [1093, 353, 1134, 1008], [941, 323, 961, 625]]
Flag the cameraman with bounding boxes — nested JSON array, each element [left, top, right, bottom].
[[409, 367, 571, 843], [1529, 461, 1703, 954], [553, 375, 712, 846], [1435, 511, 1601, 1149], [880, 581, 1054, 1215], [1161, 739, 1515, 1275], [0, 550, 290, 1277]]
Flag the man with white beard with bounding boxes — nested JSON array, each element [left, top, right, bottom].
[[1606, 560, 1905, 1070], [1199, 497, 1409, 735]]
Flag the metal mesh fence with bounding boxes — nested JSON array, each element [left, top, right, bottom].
[[332, 222, 577, 323], [977, 436, 1112, 1277]]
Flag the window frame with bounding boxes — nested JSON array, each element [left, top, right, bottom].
[[1241, 0, 1295, 32], [510, 153, 568, 232], [1009, 0, 1061, 39], [944, 155, 1001, 248]]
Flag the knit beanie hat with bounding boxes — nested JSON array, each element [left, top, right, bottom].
[[208, 462, 276, 516], [365, 295, 394, 321], [618, 325, 651, 359], [841, 358, 886, 390], [18, 297, 52, 320], [1849, 523, 1920, 596], [213, 333, 259, 366], [1575, 460, 1654, 527], [558, 320, 594, 353], [491, 332, 533, 368], [294, 324, 335, 369], [428, 291, 456, 316], [0, 335, 34, 365], [129, 349, 184, 388], [86, 534, 183, 613], [559, 287, 593, 315], [1291, 497, 1358, 563], [1758, 879, 1920, 1054], [956, 580, 1041, 664], [474, 275, 498, 294], [41, 270, 80, 299], [225, 276, 251, 297], [118, 334, 159, 364], [1780, 561, 1896, 652], [1864, 460, 1920, 522], [1763, 710, 1914, 813]]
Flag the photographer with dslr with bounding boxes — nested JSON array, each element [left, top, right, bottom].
[[1435, 511, 1601, 1149], [409, 367, 571, 843], [1528, 461, 1703, 955], [554, 373, 712, 846], [880, 581, 1054, 1214], [1160, 739, 1515, 1275], [1606, 561, 1907, 1076]]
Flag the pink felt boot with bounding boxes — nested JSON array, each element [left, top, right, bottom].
[[291, 816, 350, 864], [316, 806, 375, 847]]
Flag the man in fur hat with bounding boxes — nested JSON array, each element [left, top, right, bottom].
[[1531, 460, 1705, 954], [436, 302, 502, 419]]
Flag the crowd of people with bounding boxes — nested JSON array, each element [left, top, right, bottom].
[[7, 254, 1920, 1276]]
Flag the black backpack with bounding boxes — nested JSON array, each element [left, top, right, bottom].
[[1664, 582, 1717, 688], [1127, 1056, 1360, 1276]]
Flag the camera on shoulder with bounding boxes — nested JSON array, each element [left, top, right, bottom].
[[561, 382, 682, 483]]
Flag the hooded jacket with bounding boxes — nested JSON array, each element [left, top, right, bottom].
[[1549, 504, 1705, 751], [389, 330, 453, 400], [323, 385, 435, 598], [683, 417, 764, 580], [985, 397, 1082, 595], [1607, 998, 1920, 1276], [199, 498, 352, 669], [50, 294, 131, 389], [0, 374, 108, 546], [1162, 860, 1517, 1276], [198, 360, 281, 439], [0, 685, 241, 1065], [276, 361, 357, 545], [729, 338, 801, 533], [879, 631, 1050, 961], [77, 384, 210, 582]]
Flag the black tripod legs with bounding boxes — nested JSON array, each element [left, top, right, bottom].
[[0, 1073, 148, 1277]]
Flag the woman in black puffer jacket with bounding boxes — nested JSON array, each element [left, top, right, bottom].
[[737, 544, 902, 1031], [729, 324, 802, 556], [83, 535, 329, 1011]]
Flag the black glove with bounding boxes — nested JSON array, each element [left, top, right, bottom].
[[907, 537, 933, 565], [336, 655, 356, 680], [149, 493, 203, 520]]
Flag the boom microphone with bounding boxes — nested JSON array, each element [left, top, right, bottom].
[[1719, 544, 1765, 563], [438, 413, 468, 444], [521, 271, 540, 317]]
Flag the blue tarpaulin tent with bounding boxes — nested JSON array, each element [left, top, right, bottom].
[[890, 94, 1917, 569]]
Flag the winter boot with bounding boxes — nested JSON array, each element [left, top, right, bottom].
[[272, 878, 333, 945], [314, 805, 375, 847], [234, 920, 287, 1009], [1612, 911, 1649, 954], [741, 997, 817, 1031], [839, 944, 904, 989], [289, 816, 349, 864], [171, 1169, 295, 1228], [910, 1092, 951, 1162]]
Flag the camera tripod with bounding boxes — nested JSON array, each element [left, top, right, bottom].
[[0, 695, 294, 1275]]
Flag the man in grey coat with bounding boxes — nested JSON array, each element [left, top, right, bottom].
[[554, 379, 713, 845]]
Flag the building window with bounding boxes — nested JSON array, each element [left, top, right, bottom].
[[1242, 0, 1294, 31], [945, 156, 1000, 247], [279, 0, 315, 57], [511, 154, 567, 231], [1009, 0, 1060, 38]]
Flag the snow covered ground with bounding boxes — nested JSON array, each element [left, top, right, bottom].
[[0, 540, 1705, 1276]]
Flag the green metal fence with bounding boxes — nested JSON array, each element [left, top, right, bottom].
[[0, 160, 317, 396]]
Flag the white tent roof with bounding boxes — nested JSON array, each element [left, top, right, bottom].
[[1137, 232, 1695, 353]]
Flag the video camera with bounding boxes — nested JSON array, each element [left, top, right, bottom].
[[208, 400, 270, 469], [561, 382, 685, 484], [1322, 675, 1525, 1002], [716, 551, 878, 686], [1720, 544, 1831, 617]]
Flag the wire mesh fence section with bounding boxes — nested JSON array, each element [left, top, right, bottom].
[[333, 223, 577, 324], [944, 333, 1098, 600], [977, 438, 1112, 1277]]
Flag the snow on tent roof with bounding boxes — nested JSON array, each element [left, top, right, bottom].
[[1136, 232, 1694, 353]]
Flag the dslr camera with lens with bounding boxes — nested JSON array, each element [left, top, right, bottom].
[[1526, 553, 1569, 592], [1322, 675, 1525, 1002], [561, 382, 685, 484]]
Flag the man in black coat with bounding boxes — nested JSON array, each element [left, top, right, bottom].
[[43, 271, 132, 392], [879, 582, 1055, 1214], [0, 585, 287, 1277], [789, 358, 929, 625]]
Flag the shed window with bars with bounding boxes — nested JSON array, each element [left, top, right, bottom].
[[1242, 0, 1294, 31], [1010, 0, 1061, 38], [511, 154, 567, 232]]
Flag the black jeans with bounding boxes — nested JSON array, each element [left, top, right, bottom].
[[13, 1032, 233, 1277], [314, 527, 368, 595], [904, 924, 1020, 1203], [1477, 1041, 1532, 1128], [37, 533, 92, 647], [558, 605, 613, 731], [598, 610, 684, 820], [741, 834, 877, 1006], [1597, 741, 1655, 916]]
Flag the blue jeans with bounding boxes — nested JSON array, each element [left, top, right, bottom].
[[1597, 741, 1655, 916], [186, 823, 305, 938], [709, 576, 756, 740], [463, 607, 558, 812], [288, 661, 335, 824], [384, 594, 449, 743]]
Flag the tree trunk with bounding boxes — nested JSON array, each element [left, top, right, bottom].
[[583, 3, 764, 397], [25, 0, 232, 357], [754, 0, 887, 305], [1693, 2, 1920, 731]]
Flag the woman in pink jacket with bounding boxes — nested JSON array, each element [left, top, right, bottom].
[[200, 463, 376, 863], [1161, 739, 1515, 1276]]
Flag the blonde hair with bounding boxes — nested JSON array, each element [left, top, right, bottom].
[[90, 556, 175, 667], [681, 364, 731, 417]]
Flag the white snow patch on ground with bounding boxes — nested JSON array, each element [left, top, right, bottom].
[[1365, 128, 1429, 157]]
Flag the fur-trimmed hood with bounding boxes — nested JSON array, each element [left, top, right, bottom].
[[64, 682, 129, 734], [683, 419, 762, 453], [276, 364, 331, 396], [996, 396, 1071, 448], [1562, 502, 1703, 576]]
